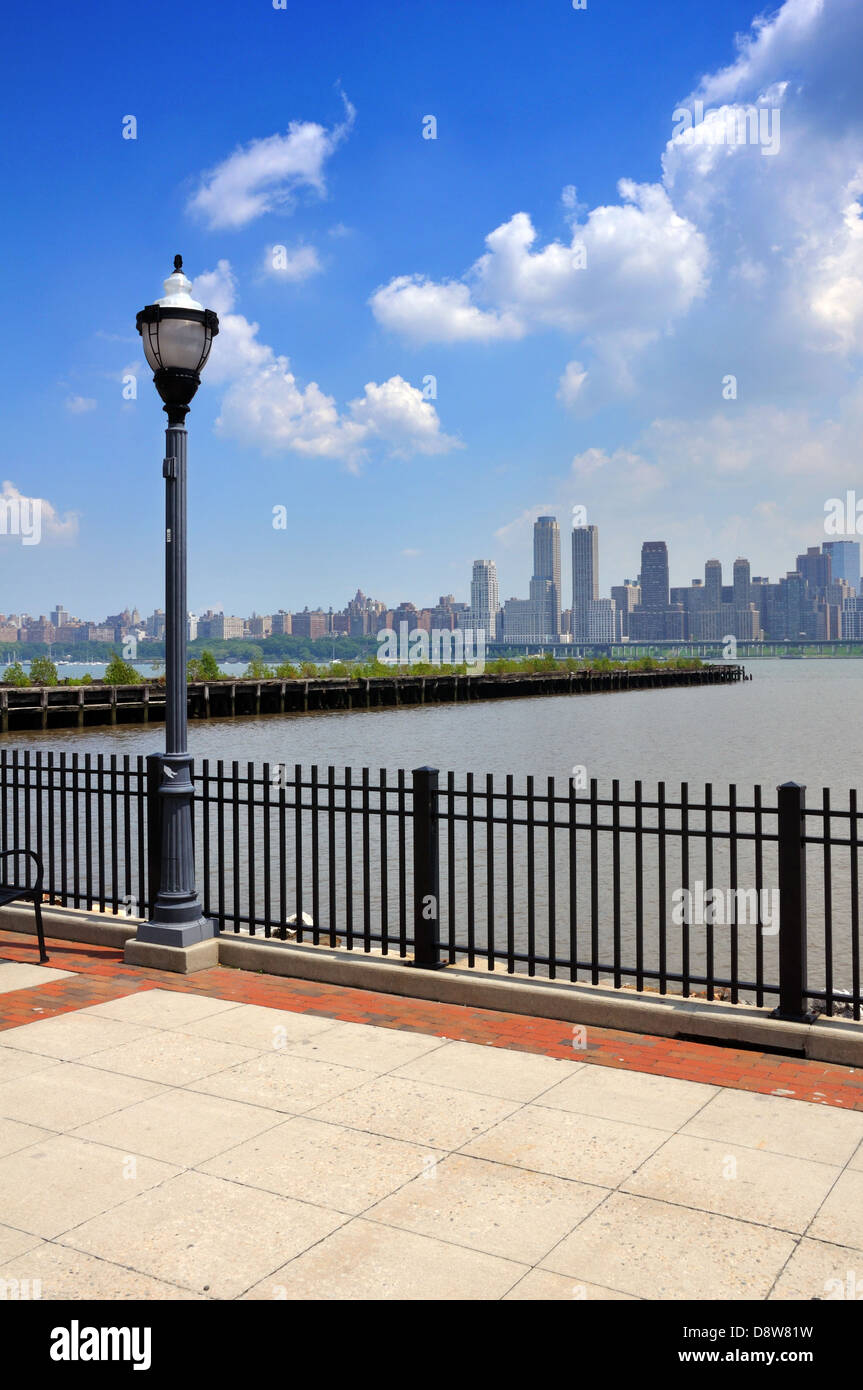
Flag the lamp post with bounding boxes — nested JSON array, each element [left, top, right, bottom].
[[135, 256, 219, 947]]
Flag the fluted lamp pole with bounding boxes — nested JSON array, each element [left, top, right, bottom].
[[134, 256, 219, 947]]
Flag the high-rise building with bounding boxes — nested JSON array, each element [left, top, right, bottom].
[[533, 517, 561, 639], [469, 560, 500, 640], [704, 559, 722, 609], [588, 598, 617, 642], [823, 541, 861, 594], [611, 582, 640, 639], [571, 525, 599, 642], [640, 542, 669, 610], [733, 557, 751, 609]]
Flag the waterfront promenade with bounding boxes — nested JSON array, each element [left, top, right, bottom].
[[1, 931, 862, 1301]]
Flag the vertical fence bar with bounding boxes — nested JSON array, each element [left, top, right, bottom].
[[246, 761, 256, 937], [589, 778, 599, 985], [728, 784, 739, 1004], [216, 760, 226, 932], [311, 766, 320, 945], [262, 761, 272, 938], [526, 775, 535, 977], [328, 766, 337, 948], [822, 787, 833, 1017], [466, 772, 476, 969], [47, 751, 56, 905], [446, 770, 456, 965], [397, 769, 407, 956], [361, 767, 370, 952], [634, 780, 643, 993], [851, 789, 860, 1022], [109, 755, 119, 913], [411, 766, 441, 968], [345, 767, 354, 951], [704, 783, 714, 1001], [486, 773, 495, 971], [547, 776, 556, 981], [568, 777, 578, 983], [775, 781, 809, 1021], [658, 781, 667, 994], [96, 755, 106, 913], [380, 769, 389, 955], [201, 759, 211, 921], [293, 764, 304, 942], [505, 774, 515, 975], [754, 785, 764, 1008], [612, 778, 621, 989], [681, 783, 690, 997]]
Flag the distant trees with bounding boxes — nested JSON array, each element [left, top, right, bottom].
[[103, 653, 140, 685]]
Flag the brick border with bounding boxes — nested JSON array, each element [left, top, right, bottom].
[[2, 931, 862, 1110]]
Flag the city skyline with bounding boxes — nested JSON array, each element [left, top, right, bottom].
[[5, 517, 861, 648]]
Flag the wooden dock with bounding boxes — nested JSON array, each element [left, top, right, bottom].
[[0, 665, 746, 732]]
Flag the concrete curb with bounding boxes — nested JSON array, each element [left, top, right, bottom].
[[5, 905, 862, 1068], [1, 903, 137, 949]]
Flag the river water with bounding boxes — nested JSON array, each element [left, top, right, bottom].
[[2, 659, 859, 1004]]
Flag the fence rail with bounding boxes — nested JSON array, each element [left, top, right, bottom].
[[0, 749, 860, 1022]]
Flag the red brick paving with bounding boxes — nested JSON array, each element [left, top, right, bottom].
[[2, 930, 863, 1110]]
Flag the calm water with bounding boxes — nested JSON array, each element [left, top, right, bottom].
[[2, 658, 859, 794], [3, 659, 859, 1001]]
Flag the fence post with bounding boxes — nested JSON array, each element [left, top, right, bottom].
[[411, 765, 445, 968], [774, 781, 812, 1021], [146, 753, 163, 912]]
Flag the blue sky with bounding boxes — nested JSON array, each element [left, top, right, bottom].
[[2, 0, 862, 620]]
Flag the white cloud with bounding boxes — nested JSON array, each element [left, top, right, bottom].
[[557, 360, 587, 406], [188, 95, 355, 230], [192, 262, 459, 467], [264, 244, 322, 282], [0, 481, 79, 543], [65, 395, 96, 413], [370, 276, 524, 343], [370, 184, 708, 384]]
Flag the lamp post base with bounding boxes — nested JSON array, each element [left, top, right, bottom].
[[135, 916, 216, 949]]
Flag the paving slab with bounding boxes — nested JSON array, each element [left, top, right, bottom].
[[309, 1074, 521, 1149], [78, 988, 240, 1029], [280, 1019, 447, 1072], [462, 1102, 667, 1186], [390, 1039, 580, 1101], [199, 1114, 438, 1214], [0, 1133, 177, 1239], [0, 1012, 152, 1060], [623, 1134, 841, 1233], [0, 1046, 60, 1085], [240, 1218, 528, 1300], [807, 1168, 863, 1249], [0, 1242, 206, 1300], [181, 1002, 341, 1049], [72, 1088, 285, 1166], [83, 1030, 261, 1086], [0, 962, 75, 994], [681, 1087, 863, 1165], [190, 1051, 371, 1114], [769, 1236, 863, 1300], [503, 1268, 639, 1300], [0, 1115, 54, 1157], [537, 1064, 717, 1130], [541, 1192, 797, 1300], [0, 1063, 164, 1131], [0, 1223, 43, 1263], [367, 1153, 606, 1264], [58, 1169, 345, 1299]]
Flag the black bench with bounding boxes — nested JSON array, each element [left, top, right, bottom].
[[0, 850, 48, 963]]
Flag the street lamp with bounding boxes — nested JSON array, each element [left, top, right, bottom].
[[135, 256, 219, 947]]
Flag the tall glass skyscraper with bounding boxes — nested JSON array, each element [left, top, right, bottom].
[[640, 541, 669, 609], [572, 525, 599, 641], [534, 516, 561, 639], [469, 559, 500, 638], [823, 540, 861, 593]]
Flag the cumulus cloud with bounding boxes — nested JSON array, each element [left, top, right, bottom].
[[0, 481, 79, 543], [188, 95, 355, 230], [371, 185, 708, 356], [192, 261, 459, 468]]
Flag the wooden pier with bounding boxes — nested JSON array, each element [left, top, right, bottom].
[[0, 665, 746, 732]]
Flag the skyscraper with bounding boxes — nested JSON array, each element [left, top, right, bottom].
[[469, 559, 500, 639], [704, 559, 722, 609], [534, 516, 561, 639], [571, 525, 599, 642], [733, 557, 751, 609], [823, 540, 861, 593], [640, 541, 669, 609]]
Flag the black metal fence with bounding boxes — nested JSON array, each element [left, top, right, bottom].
[[1, 748, 860, 1021]]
